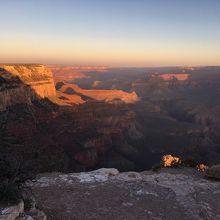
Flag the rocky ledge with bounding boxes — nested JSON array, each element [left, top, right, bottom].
[[26, 168, 220, 220], [58, 83, 139, 104]]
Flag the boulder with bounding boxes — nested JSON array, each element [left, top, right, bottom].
[[206, 164, 220, 179], [94, 168, 119, 176]]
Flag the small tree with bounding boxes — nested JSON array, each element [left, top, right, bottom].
[[182, 157, 198, 168]]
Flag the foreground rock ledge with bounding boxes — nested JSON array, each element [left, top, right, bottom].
[[206, 164, 220, 180], [0, 201, 24, 220], [28, 168, 220, 220]]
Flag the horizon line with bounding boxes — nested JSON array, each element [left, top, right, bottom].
[[1, 63, 220, 69]]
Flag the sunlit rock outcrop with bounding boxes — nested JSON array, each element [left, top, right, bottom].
[[0, 64, 56, 111], [158, 73, 189, 81], [59, 83, 139, 104]]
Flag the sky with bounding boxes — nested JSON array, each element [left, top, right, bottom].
[[0, 0, 220, 67]]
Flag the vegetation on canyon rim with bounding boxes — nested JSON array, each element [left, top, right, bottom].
[[0, 137, 204, 204], [0, 134, 35, 204], [151, 154, 206, 172]]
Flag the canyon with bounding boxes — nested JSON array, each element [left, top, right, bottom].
[[0, 65, 220, 173], [0, 64, 142, 173], [1, 1, 220, 219], [1, 64, 220, 220]]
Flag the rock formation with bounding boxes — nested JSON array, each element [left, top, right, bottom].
[[206, 164, 220, 179], [50, 65, 108, 84], [158, 73, 189, 81], [0, 201, 24, 220], [58, 83, 139, 104], [1, 64, 220, 173], [27, 168, 220, 220], [0, 64, 56, 111]]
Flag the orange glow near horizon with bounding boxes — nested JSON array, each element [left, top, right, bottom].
[[1, 1, 220, 67], [1, 33, 220, 67]]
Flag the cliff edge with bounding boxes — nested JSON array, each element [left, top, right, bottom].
[[0, 64, 56, 111], [27, 168, 220, 220]]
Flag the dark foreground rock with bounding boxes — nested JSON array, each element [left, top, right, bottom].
[[206, 164, 220, 180], [27, 168, 220, 220], [0, 201, 24, 220]]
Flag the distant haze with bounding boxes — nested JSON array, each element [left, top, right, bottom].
[[0, 0, 220, 67]]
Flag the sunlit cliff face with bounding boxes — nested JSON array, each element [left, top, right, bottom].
[[0, 64, 57, 111], [0, 64, 56, 98], [58, 82, 139, 104], [158, 74, 189, 81]]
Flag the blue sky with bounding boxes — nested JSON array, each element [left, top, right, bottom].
[[0, 0, 220, 66]]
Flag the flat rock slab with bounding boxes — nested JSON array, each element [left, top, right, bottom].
[[30, 168, 220, 220]]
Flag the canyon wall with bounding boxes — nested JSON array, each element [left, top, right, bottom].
[[0, 64, 142, 172], [59, 83, 139, 104], [0, 64, 56, 111]]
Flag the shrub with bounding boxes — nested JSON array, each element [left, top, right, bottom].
[[152, 164, 163, 172], [170, 159, 182, 168], [162, 154, 181, 167], [0, 136, 35, 204], [182, 157, 198, 168]]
